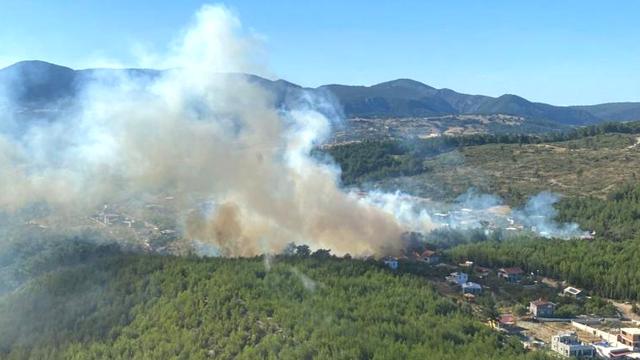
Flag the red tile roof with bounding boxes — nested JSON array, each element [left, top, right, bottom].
[[499, 314, 515, 325], [421, 249, 436, 257], [499, 267, 524, 275]]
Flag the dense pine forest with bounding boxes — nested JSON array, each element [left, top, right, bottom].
[[557, 182, 640, 240], [0, 237, 549, 360], [450, 236, 640, 300]]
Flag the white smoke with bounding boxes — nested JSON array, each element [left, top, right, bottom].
[[360, 189, 586, 239], [512, 191, 583, 238], [290, 267, 318, 292], [0, 4, 586, 260], [0, 4, 404, 257]]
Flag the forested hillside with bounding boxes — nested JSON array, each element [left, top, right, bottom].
[[3, 121, 640, 359], [557, 183, 640, 240], [449, 237, 640, 301], [0, 239, 548, 360], [326, 121, 640, 201]]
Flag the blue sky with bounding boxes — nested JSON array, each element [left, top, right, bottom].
[[1, 0, 639, 105]]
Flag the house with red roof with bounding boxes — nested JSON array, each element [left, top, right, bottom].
[[419, 249, 440, 264], [498, 267, 525, 283]]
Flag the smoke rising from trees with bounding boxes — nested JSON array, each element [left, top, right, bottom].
[[0, 4, 584, 258]]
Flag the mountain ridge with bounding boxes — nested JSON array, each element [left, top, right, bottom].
[[2, 60, 639, 126]]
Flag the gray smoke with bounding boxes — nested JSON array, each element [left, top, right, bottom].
[[0, 4, 404, 257]]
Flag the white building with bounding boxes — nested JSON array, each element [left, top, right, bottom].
[[563, 286, 585, 299], [551, 332, 595, 358], [593, 341, 633, 359], [446, 272, 468, 286]]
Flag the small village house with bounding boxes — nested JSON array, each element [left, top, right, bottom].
[[490, 314, 519, 334], [498, 267, 524, 283], [461, 282, 482, 295], [529, 299, 555, 318], [563, 286, 585, 299], [446, 272, 468, 286], [419, 249, 440, 264]]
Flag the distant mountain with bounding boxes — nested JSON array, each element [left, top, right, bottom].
[[0, 61, 77, 106], [319, 80, 456, 117], [0, 60, 161, 107], [571, 102, 640, 122], [1, 61, 639, 128], [320, 79, 601, 125]]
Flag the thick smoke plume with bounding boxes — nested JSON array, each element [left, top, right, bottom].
[[0, 5, 585, 258], [0, 5, 403, 257]]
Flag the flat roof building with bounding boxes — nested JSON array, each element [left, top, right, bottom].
[[551, 332, 595, 358], [563, 286, 585, 299]]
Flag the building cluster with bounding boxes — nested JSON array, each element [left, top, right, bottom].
[[444, 271, 483, 298], [325, 114, 526, 145], [548, 323, 640, 359], [86, 201, 179, 252]]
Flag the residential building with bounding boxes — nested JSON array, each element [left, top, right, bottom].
[[490, 314, 520, 334], [462, 282, 482, 295], [446, 272, 468, 286], [593, 341, 632, 359], [619, 328, 640, 350], [529, 299, 556, 318], [551, 332, 595, 358], [498, 267, 524, 283], [419, 249, 440, 264], [563, 286, 585, 299]]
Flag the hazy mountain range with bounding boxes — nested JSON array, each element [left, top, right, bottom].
[[2, 60, 639, 128]]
